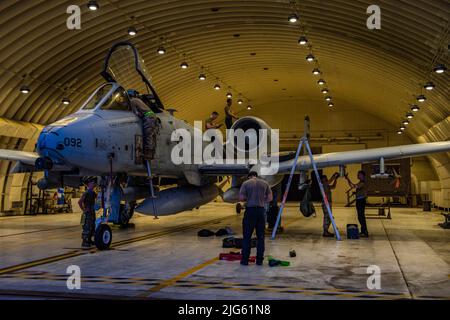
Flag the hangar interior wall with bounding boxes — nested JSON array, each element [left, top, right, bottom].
[[0, 118, 43, 213]]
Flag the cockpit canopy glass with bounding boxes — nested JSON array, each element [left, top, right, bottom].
[[82, 84, 113, 110], [100, 87, 131, 111], [81, 84, 130, 111], [106, 45, 152, 95]]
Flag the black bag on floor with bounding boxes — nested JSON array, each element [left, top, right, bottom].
[[222, 236, 235, 248], [198, 229, 215, 237], [233, 237, 257, 249], [347, 224, 359, 239]]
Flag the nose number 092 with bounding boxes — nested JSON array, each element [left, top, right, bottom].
[[64, 137, 82, 148]]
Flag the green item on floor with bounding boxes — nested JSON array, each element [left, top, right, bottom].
[[267, 255, 290, 267]]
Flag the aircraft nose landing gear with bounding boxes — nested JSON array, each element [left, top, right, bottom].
[[94, 223, 112, 250]]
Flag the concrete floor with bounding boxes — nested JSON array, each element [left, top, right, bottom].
[[0, 203, 449, 300]]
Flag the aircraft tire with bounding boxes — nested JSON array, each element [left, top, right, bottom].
[[94, 224, 112, 250]]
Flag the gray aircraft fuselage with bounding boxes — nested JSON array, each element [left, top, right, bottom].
[[36, 83, 197, 181]]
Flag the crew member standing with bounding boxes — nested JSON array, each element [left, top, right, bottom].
[[239, 172, 273, 266], [320, 173, 339, 237], [345, 170, 369, 237], [224, 98, 238, 129], [78, 180, 97, 248]]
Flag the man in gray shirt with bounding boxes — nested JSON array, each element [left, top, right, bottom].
[[239, 171, 273, 266]]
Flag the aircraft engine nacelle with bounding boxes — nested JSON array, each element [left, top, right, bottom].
[[135, 184, 219, 216], [229, 117, 275, 159]]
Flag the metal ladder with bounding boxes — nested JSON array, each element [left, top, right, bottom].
[[271, 133, 342, 241], [145, 160, 159, 219]]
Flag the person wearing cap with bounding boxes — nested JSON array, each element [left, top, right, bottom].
[[129, 92, 159, 160], [224, 98, 238, 129], [78, 180, 97, 248], [239, 172, 273, 266]]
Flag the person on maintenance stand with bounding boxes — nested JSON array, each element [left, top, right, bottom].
[[320, 172, 339, 237], [129, 90, 159, 160], [78, 179, 97, 248], [239, 171, 273, 266]]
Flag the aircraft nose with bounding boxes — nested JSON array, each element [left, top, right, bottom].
[[37, 128, 66, 158]]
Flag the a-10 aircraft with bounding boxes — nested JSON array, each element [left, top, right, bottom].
[[0, 42, 449, 248]]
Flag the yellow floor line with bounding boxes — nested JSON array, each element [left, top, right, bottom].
[[140, 257, 219, 297]]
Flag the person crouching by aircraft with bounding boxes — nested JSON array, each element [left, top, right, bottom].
[[345, 170, 369, 238], [78, 179, 97, 248], [205, 111, 222, 130], [239, 172, 273, 266], [320, 173, 339, 237], [129, 90, 158, 160]]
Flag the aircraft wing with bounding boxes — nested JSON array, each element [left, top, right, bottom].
[[199, 142, 450, 176], [277, 141, 450, 173], [0, 149, 39, 166]]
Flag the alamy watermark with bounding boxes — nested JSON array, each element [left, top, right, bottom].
[[366, 265, 381, 290], [66, 5, 381, 31], [170, 122, 280, 175], [367, 5, 381, 30], [66, 265, 81, 290]]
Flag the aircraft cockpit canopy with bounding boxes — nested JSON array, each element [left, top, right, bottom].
[[101, 41, 165, 111], [81, 83, 131, 112]]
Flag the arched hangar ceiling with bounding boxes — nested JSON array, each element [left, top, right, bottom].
[[0, 0, 448, 141]]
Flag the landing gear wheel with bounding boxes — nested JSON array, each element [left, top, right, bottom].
[[236, 203, 242, 214], [119, 202, 135, 228], [94, 224, 112, 250]]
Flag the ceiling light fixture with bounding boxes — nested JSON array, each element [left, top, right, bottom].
[[62, 98, 70, 105], [198, 73, 206, 81], [226, 92, 232, 98], [406, 112, 414, 119], [397, 130, 403, 135], [411, 105, 420, 112], [128, 27, 137, 36], [312, 68, 321, 75], [298, 36, 308, 45], [214, 83, 221, 90], [400, 126, 406, 131], [87, 1, 99, 11], [157, 47, 166, 55], [237, 99, 243, 105], [317, 79, 326, 85], [306, 54, 315, 62], [321, 88, 329, 94], [180, 61, 189, 69], [423, 82, 435, 90], [20, 85, 30, 94], [288, 13, 299, 23], [247, 105, 252, 110], [403, 119, 410, 126], [434, 64, 447, 74], [325, 96, 332, 101], [328, 102, 334, 107], [416, 95, 426, 102]]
